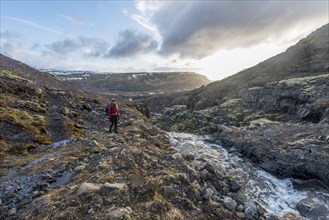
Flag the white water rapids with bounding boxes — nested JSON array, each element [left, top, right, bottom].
[[169, 132, 329, 219]]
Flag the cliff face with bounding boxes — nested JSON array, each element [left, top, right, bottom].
[[243, 74, 329, 123]]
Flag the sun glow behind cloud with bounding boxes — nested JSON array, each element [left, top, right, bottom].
[[199, 43, 287, 81]]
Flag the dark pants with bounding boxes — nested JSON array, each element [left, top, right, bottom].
[[109, 116, 118, 132]]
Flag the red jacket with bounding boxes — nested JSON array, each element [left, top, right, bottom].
[[108, 105, 119, 117]]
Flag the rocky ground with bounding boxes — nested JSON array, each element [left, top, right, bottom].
[[1, 116, 310, 220]]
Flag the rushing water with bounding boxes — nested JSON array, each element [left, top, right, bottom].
[[169, 132, 329, 219]]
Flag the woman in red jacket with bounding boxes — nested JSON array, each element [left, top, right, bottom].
[[108, 98, 120, 133]]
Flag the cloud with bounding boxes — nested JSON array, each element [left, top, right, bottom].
[[6, 16, 65, 35], [132, 1, 329, 59], [0, 30, 23, 56], [61, 14, 93, 26], [105, 29, 158, 58], [47, 37, 110, 57]]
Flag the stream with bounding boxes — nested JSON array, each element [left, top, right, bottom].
[[169, 132, 329, 219], [1, 133, 328, 219]]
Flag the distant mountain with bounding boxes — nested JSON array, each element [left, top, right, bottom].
[[53, 72, 211, 95]]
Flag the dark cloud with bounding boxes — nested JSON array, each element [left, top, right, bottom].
[[47, 37, 110, 57], [143, 1, 328, 58], [105, 29, 158, 58]]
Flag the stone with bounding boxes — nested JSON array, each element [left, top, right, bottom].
[[230, 178, 241, 192], [74, 165, 86, 172], [244, 201, 258, 220], [236, 211, 246, 219], [172, 153, 183, 160], [265, 214, 280, 220], [296, 198, 329, 219], [237, 204, 244, 212], [107, 207, 128, 220], [104, 182, 126, 190], [9, 208, 16, 216], [0, 199, 2, 206], [77, 182, 101, 194], [224, 196, 237, 212], [89, 140, 99, 147], [202, 188, 214, 201]]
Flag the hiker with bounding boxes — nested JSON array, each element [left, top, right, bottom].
[[107, 98, 120, 133]]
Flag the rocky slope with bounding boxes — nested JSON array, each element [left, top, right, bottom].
[[154, 24, 329, 189], [147, 24, 329, 112]]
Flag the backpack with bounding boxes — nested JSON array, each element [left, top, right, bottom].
[[105, 104, 109, 116], [105, 100, 117, 116]]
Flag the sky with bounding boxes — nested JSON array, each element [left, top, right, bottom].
[[1, 1, 328, 81]]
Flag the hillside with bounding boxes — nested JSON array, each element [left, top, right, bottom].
[[147, 24, 328, 112]]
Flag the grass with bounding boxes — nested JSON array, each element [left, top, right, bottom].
[[18, 100, 47, 113], [65, 122, 86, 138], [0, 108, 47, 134], [0, 69, 31, 82]]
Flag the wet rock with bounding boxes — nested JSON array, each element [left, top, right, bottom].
[[230, 178, 242, 192], [0, 199, 2, 206], [224, 196, 237, 212], [77, 182, 101, 194], [237, 204, 244, 212], [265, 214, 280, 220], [296, 197, 329, 220], [244, 201, 258, 220]]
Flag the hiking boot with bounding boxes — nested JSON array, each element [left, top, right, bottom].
[[109, 129, 112, 133]]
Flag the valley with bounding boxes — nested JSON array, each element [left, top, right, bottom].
[[0, 23, 328, 220]]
